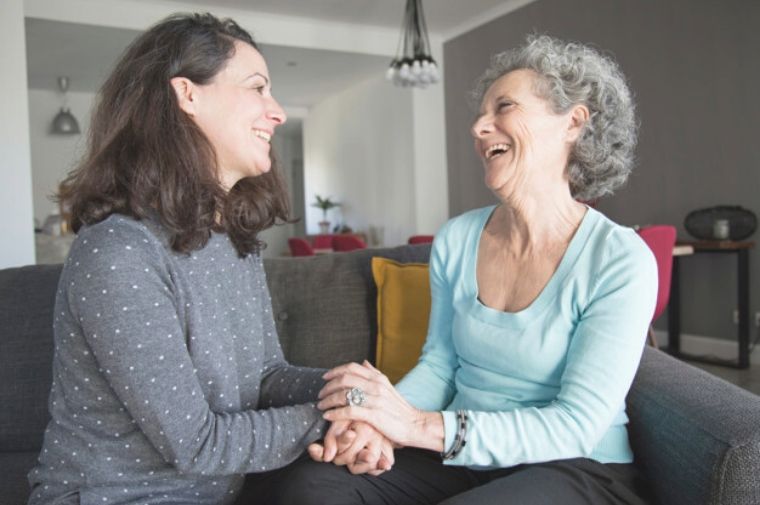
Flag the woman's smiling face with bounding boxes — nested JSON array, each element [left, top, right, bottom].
[[471, 69, 578, 197], [186, 41, 286, 189]]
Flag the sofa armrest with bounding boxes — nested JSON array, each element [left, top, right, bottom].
[[627, 347, 760, 505]]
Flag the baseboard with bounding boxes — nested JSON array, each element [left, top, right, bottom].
[[653, 329, 760, 361]]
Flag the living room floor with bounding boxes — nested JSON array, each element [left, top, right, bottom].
[[691, 360, 760, 396]]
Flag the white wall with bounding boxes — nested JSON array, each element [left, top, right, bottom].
[[303, 76, 416, 247], [0, 0, 35, 268], [257, 131, 301, 258], [411, 47, 449, 236], [28, 88, 94, 224]]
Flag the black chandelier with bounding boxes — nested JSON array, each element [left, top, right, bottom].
[[386, 0, 439, 88]]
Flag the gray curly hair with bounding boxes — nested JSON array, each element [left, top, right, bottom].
[[471, 34, 637, 201]]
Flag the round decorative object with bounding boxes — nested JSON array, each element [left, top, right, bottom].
[[345, 387, 366, 407], [684, 206, 757, 241]]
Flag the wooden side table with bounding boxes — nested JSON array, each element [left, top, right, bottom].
[[667, 240, 755, 368]]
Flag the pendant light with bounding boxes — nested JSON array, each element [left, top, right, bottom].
[[386, 0, 439, 88], [51, 77, 81, 135]]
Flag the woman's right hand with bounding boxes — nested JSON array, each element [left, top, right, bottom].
[[319, 361, 444, 452], [308, 420, 394, 475]]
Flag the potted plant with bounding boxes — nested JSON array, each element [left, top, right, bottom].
[[312, 195, 341, 234]]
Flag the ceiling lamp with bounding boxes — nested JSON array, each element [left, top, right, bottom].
[[386, 0, 439, 88], [50, 77, 81, 135]]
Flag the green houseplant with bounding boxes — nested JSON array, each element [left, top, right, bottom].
[[312, 195, 341, 234]]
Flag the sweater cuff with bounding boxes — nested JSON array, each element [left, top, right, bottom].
[[441, 410, 458, 454]]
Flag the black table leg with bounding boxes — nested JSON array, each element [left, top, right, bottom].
[[738, 249, 750, 369], [667, 256, 681, 355]]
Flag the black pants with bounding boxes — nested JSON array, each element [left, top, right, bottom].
[[240, 448, 651, 505]]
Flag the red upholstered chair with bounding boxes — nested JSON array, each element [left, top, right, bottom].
[[288, 237, 315, 257], [332, 235, 367, 252], [637, 225, 677, 348], [312, 235, 333, 250], [408, 235, 434, 245]]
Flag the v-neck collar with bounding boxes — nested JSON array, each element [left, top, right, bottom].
[[468, 205, 599, 328]]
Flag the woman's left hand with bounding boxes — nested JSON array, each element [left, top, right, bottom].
[[308, 420, 394, 475], [317, 361, 443, 451]]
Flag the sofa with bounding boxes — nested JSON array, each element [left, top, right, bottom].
[[2, 244, 759, 505]]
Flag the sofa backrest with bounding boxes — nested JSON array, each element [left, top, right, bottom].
[[3, 244, 760, 505], [0, 244, 432, 454], [0, 264, 61, 452], [263, 244, 431, 368]]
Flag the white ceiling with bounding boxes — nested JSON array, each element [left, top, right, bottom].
[[128, 0, 528, 35]]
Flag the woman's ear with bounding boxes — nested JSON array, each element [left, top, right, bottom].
[[566, 104, 590, 143], [170, 77, 199, 116]]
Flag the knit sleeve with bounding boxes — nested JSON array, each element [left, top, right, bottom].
[[66, 222, 326, 475], [441, 232, 657, 467], [256, 255, 327, 408], [395, 224, 459, 410]]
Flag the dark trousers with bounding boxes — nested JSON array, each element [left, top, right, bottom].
[[240, 448, 651, 505]]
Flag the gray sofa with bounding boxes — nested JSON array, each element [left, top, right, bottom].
[[1, 244, 759, 505]]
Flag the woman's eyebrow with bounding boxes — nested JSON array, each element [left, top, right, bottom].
[[243, 72, 270, 84]]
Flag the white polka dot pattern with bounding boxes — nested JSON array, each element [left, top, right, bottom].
[[28, 214, 328, 505]]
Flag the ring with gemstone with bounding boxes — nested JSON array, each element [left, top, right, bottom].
[[345, 387, 366, 407]]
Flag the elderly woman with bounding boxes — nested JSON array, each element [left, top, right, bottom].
[[273, 34, 657, 505]]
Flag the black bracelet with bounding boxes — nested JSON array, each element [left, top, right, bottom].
[[441, 410, 468, 460]]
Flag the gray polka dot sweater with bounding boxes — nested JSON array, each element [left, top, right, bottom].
[[28, 215, 328, 505]]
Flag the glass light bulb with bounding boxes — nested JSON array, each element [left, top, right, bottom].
[[412, 60, 422, 76], [429, 63, 440, 83]]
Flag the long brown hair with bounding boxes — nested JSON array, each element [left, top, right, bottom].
[[58, 13, 291, 256]]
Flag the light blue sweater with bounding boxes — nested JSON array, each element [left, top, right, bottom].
[[396, 206, 657, 469]]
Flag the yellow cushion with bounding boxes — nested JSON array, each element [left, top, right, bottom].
[[372, 257, 431, 384]]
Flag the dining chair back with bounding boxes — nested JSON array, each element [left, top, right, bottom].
[[332, 235, 367, 252], [312, 235, 333, 249], [408, 235, 434, 245], [637, 225, 677, 347], [288, 237, 316, 257]]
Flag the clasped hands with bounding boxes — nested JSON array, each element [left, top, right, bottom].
[[309, 360, 430, 475]]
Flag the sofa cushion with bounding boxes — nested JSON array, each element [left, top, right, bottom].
[[628, 347, 760, 505], [0, 264, 61, 452], [263, 244, 431, 369], [372, 257, 430, 384]]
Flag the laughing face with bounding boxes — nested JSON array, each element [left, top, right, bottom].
[[471, 69, 580, 198], [176, 41, 286, 190]]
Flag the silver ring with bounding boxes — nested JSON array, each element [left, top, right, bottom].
[[345, 387, 366, 407]]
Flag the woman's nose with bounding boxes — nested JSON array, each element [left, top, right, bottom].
[[267, 98, 287, 125], [471, 114, 493, 138]]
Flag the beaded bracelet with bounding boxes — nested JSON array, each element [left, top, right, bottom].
[[441, 410, 468, 460]]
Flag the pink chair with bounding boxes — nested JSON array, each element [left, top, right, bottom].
[[637, 225, 677, 348], [288, 237, 315, 257], [312, 235, 333, 250], [332, 235, 367, 252], [408, 235, 434, 245]]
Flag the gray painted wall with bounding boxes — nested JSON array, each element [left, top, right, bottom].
[[443, 0, 760, 341]]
